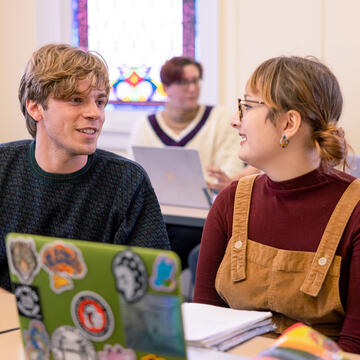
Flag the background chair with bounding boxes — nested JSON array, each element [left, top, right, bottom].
[[348, 155, 360, 177]]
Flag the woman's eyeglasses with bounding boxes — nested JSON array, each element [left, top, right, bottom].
[[238, 98, 266, 120]]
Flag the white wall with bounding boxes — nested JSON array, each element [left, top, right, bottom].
[[324, 0, 360, 154], [218, 0, 360, 153], [0, 0, 37, 143], [0, 0, 73, 143], [219, 0, 322, 110]]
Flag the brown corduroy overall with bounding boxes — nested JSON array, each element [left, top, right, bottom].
[[215, 174, 360, 339]]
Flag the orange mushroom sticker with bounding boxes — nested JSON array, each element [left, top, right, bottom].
[[40, 241, 87, 293]]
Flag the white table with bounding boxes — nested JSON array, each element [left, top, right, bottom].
[[161, 204, 208, 227]]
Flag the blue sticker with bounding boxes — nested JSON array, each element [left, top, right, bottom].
[[24, 320, 50, 360], [120, 294, 186, 357], [150, 254, 177, 292]]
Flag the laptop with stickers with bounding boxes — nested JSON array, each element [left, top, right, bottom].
[[6, 232, 187, 360], [131, 146, 214, 209]]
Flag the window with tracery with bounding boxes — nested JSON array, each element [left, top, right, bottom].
[[72, 0, 196, 107]]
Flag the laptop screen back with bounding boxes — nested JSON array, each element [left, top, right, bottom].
[[6, 232, 187, 360], [132, 146, 211, 209]]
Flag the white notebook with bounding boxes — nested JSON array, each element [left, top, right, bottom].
[[182, 303, 275, 352]]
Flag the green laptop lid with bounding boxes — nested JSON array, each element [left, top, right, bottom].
[[6, 232, 187, 360]]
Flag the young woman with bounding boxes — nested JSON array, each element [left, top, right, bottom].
[[193, 56, 360, 354]]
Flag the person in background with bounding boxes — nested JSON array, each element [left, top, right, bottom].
[[0, 43, 170, 292], [128, 56, 257, 269], [193, 56, 360, 353], [128, 56, 258, 190]]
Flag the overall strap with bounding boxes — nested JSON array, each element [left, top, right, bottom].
[[230, 174, 258, 282], [301, 178, 360, 296]]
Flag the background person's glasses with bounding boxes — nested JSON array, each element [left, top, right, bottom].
[[177, 77, 201, 88], [238, 98, 266, 120]]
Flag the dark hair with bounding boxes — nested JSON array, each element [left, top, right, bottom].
[[160, 56, 203, 86], [19, 43, 110, 138], [248, 56, 349, 170]]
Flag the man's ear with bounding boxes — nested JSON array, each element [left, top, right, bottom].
[[26, 100, 44, 122], [163, 84, 169, 96], [282, 110, 302, 139]]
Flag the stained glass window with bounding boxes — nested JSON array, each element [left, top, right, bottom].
[[72, 0, 196, 107]]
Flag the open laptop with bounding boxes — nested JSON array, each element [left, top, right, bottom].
[[132, 146, 213, 209], [6, 232, 187, 360]]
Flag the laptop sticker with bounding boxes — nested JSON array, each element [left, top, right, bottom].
[[13, 283, 43, 320], [24, 320, 50, 360], [141, 355, 167, 360], [150, 254, 177, 292], [71, 291, 115, 342], [6, 235, 40, 285], [98, 344, 136, 360], [40, 241, 87, 293], [112, 250, 148, 303], [51, 325, 96, 360], [166, 172, 174, 181], [120, 293, 186, 357]]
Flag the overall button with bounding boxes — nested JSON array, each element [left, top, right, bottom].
[[318, 257, 327, 266], [234, 240, 242, 249]]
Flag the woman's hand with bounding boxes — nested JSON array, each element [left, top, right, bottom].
[[206, 167, 232, 191], [207, 165, 260, 192]]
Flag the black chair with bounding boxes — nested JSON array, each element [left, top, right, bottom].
[[187, 244, 200, 295]]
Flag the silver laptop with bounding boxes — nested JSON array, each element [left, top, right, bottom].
[[132, 146, 212, 209]]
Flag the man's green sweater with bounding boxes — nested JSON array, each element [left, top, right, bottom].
[[0, 140, 170, 290]]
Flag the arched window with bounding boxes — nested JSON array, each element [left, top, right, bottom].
[[72, 0, 196, 107]]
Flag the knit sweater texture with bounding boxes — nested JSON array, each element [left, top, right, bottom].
[[0, 140, 170, 290]]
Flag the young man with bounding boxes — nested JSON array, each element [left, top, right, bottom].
[[0, 43, 170, 291]]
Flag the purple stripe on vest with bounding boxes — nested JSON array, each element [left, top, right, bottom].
[[148, 106, 213, 147]]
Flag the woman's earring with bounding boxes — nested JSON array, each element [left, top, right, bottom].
[[280, 135, 290, 148]]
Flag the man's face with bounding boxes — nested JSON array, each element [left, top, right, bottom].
[[34, 78, 108, 162]]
